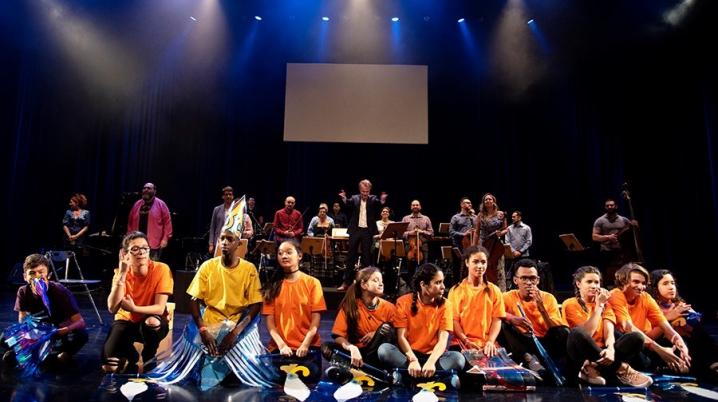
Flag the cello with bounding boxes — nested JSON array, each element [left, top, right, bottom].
[[407, 228, 423, 265], [621, 183, 644, 263]]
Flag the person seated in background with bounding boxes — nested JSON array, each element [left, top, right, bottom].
[[307, 203, 335, 237], [648, 269, 718, 380], [3, 253, 87, 368], [102, 231, 173, 373]]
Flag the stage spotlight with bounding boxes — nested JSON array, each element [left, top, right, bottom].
[[527, 19, 534, 24], [458, 18, 465, 23], [391, 17, 399, 22], [254, 15, 262, 21], [322, 16, 329, 21], [189, 16, 197, 22]]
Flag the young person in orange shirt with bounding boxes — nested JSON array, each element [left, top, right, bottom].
[[262, 240, 326, 362], [377, 264, 465, 378], [324, 267, 395, 368], [448, 246, 505, 358], [501, 258, 568, 377], [563, 266, 650, 387], [608, 263, 690, 373], [649, 269, 718, 380], [103, 231, 174, 373]]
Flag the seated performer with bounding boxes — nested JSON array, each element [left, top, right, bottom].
[[378, 264, 465, 378], [3, 254, 87, 368], [649, 269, 718, 380], [148, 201, 271, 389], [323, 267, 395, 368], [306, 203, 335, 237], [563, 266, 651, 387], [448, 246, 505, 358], [501, 258, 568, 377], [103, 231, 173, 373], [608, 263, 690, 373], [262, 240, 327, 377]]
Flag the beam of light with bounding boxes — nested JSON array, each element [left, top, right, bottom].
[[664, 0, 695, 26], [391, 17, 399, 22], [30, 0, 143, 99], [190, 16, 197, 21], [391, 16, 403, 61], [490, 0, 545, 99], [458, 18, 465, 23], [322, 16, 329, 21], [254, 15, 262, 21], [459, 16, 482, 67], [527, 18, 551, 55]]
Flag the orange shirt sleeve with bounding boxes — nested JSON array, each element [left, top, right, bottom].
[[261, 298, 274, 315], [308, 276, 327, 313], [332, 308, 349, 339], [492, 287, 506, 319], [155, 263, 174, 295], [393, 295, 410, 329], [608, 288, 631, 329], [543, 293, 566, 326], [440, 300, 453, 332], [562, 298, 583, 328], [644, 294, 667, 328]]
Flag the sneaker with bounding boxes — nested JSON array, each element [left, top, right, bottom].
[[615, 363, 652, 387], [524, 353, 546, 373], [578, 360, 606, 385]]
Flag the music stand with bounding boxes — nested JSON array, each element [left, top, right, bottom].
[[559, 233, 586, 251], [438, 223, 450, 235], [301, 237, 325, 256], [253, 239, 277, 255], [380, 222, 410, 240], [378, 239, 406, 262], [441, 246, 454, 262]]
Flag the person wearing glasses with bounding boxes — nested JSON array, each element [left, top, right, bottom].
[[102, 231, 174, 374], [501, 259, 569, 381]]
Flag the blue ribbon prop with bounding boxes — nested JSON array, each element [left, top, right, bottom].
[[33, 278, 52, 317], [515, 303, 565, 386], [581, 385, 649, 394], [2, 313, 58, 376]]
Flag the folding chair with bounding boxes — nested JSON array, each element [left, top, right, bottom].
[[45, 250, 104, 324]]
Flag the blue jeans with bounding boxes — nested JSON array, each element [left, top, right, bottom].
[[377, 343, 465, 371]]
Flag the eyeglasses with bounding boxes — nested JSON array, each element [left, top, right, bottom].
[[128, 246, 151, 255], [516, 276, 539, 283]]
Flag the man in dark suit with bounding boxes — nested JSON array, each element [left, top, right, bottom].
[[337, 179, 388, 290]]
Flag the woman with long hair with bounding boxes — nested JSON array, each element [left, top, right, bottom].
[[323, 267, 395, 367], [378, 264, 465, 377], [448, 246, 505, 358], [472, 193, 508, 290], [262, 240, 326, 358], [562, 266, 651, 386], [649, 269, 718, 380]]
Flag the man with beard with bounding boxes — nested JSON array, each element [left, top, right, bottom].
[[402, 200, 434, 275], [127, 182, 173, 261], [501, 259, 568, 381], [592, 198, 635, 278]]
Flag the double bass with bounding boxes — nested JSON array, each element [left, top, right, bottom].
[[621, 183, 644, 263]]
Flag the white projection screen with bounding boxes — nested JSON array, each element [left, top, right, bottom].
[[283, 63, 428, 144]]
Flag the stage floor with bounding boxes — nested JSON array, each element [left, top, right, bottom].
[[1, 287, 717, 402]]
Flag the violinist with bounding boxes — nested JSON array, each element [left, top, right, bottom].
[[402, 200, 434, 269], [272, 196, 304, 244], [449, 197, 475, 250]]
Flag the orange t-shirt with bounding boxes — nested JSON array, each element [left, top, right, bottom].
[[503, 290, 566, 338], [447, 281, 505, 347], [393, 293, 453, 354], [114, 261, 174, 323], [562, 297, 616, 348], [608, 288, 666, 333], [261, 272, 327, 350], [332, 298, 396, 348]]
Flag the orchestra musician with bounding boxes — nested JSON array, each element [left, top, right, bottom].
[[272, 196, 304, 244]]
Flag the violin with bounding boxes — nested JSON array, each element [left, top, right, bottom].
[[407, 228, 424, 264]]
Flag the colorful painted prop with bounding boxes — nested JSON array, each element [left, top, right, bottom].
[[464, 348, 538, 391], [2, 313, 57, 376]]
